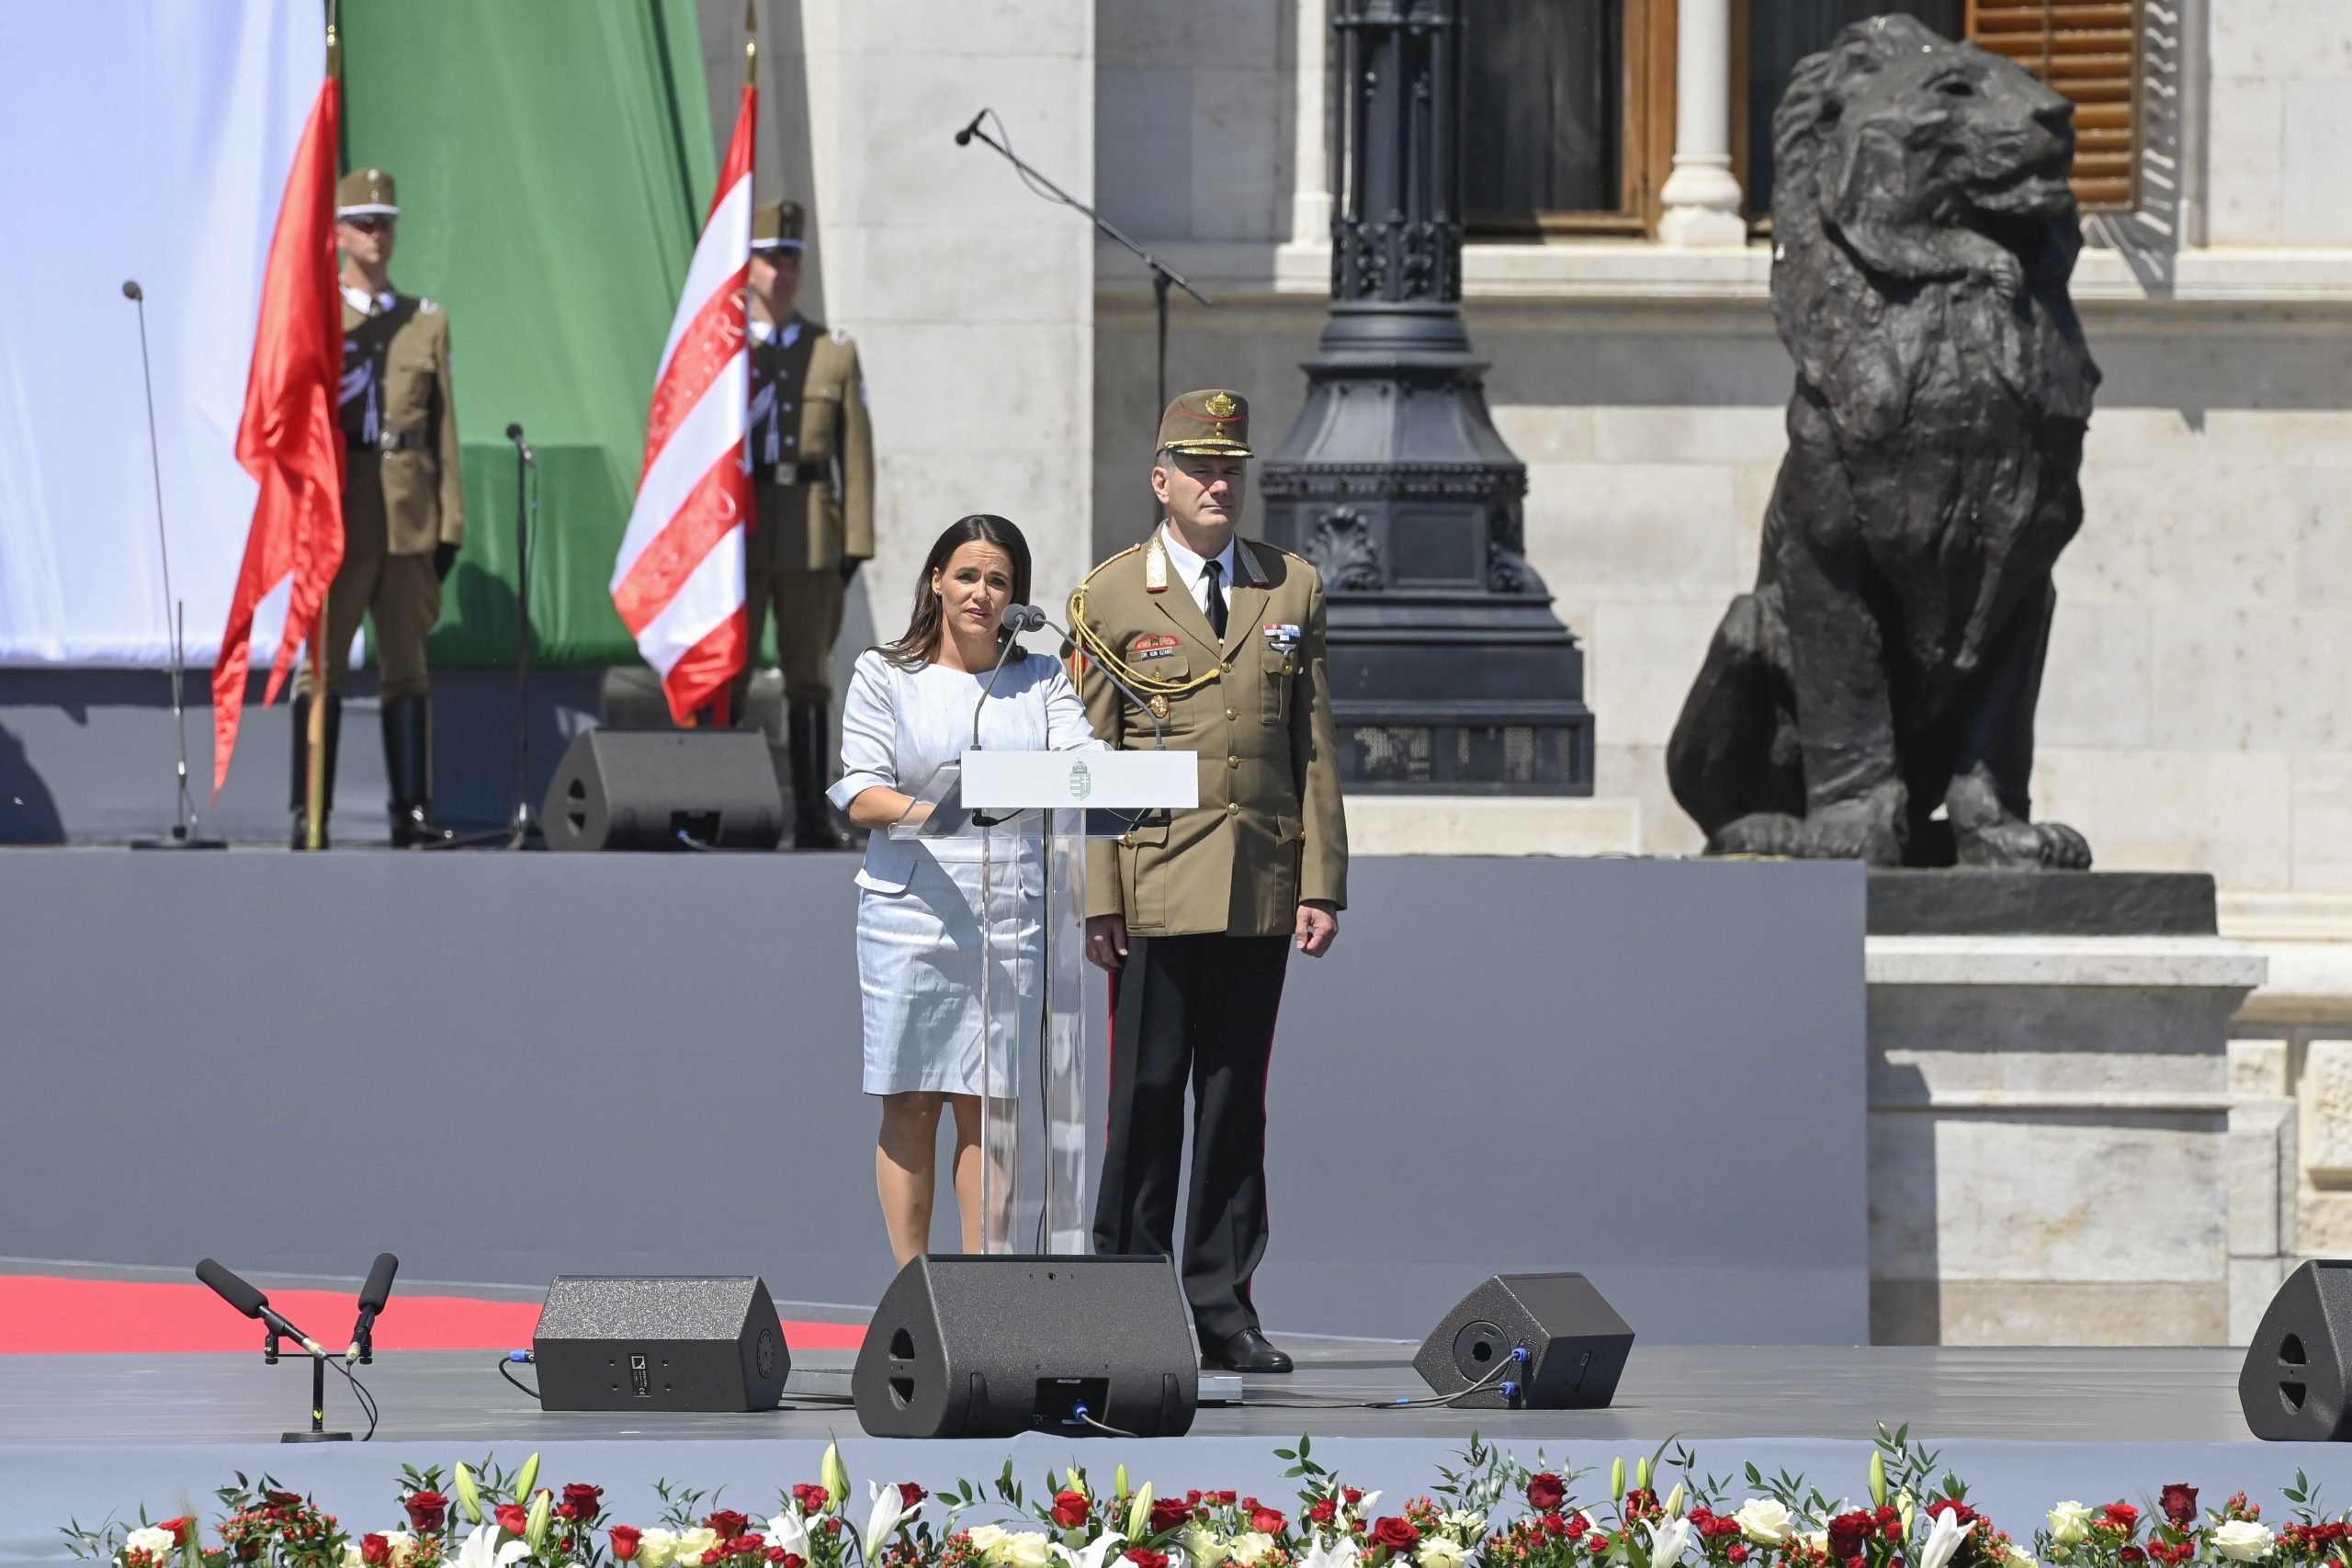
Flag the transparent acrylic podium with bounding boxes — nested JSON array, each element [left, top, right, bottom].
[[891, 749, 1195, 1254]]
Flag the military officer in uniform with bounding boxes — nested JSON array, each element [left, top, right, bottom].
[[733, 197, 874, 849], [293, 166, 463, 849], [1068, 389, 1349, 1374]]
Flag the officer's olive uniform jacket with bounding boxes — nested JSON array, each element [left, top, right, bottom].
[[341, 295, 462, 556], [748, 317, 873, 572], [1073, 531, 1349, 938]]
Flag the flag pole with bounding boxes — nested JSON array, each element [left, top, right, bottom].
[[306, 9, 341, 853], [746, 0, 757, 86]]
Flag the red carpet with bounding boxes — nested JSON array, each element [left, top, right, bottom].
[[0, 1275, 865, 1355]]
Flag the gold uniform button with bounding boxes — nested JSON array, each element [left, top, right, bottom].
[[1121, 833, 1135, 846], [1227, 802, 1240, 816], [1227, 755, 1241, 769], [1225, 708, 1238, 721]]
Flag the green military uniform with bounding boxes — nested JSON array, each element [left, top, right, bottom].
[[733, 198, 873, 847], [1070, 389, 1348, 1357], [293, 166, 464, 848]]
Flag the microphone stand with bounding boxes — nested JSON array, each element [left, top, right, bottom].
[[954, 111, 1211, 417], [122, 280, 224, 851], [503, 425, 538, 848]]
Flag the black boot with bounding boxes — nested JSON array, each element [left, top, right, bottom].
[[382, 692, 457, 848], [788, 696, 852, 850], [288, 692, 340, 850]]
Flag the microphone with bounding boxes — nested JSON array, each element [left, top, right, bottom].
[[121, 279, 142, 301], [1034, 609, 1167, 751], [954, 109, 989, 147], [969, 603, 1036, 753], [504, 423, 534, 466], [196, 1258, 325, 1357], [348, 1251, 399, 1363]]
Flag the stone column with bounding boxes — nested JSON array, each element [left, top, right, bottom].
[[1290, 0, 1330, 245], [1657, 0, 1747, 246]]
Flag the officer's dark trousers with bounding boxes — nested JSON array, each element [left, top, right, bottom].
[[1091, 931, 1291, 1343]]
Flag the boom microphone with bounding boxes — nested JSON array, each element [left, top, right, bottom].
[[504, 423, 534, 466], [348, 1251, 399, 1362], [196, 1258, 325, 1356], [954, 108, 989, 147], [999, 603, 1047, 633]]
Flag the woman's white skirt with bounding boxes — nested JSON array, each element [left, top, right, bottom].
[[856, 851, 1041, 1098]]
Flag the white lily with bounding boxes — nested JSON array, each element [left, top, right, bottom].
[[865, 1482, 921, 1562], [765, 1506, 813, 1562], [1917, 1511, 1973, 1568], [1301, 1539, 1360, 1568], [1644, 1517, 1696, 1567], [455, 1526, 531, 1568], [1051, 1533, 1127, 1568]]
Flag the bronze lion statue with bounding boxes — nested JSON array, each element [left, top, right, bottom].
[[1667, 14, 2098, 869]]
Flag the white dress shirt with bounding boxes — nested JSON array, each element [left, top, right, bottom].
[[747, 316, 803, 349], [1158, 525, 1237, 623], [340, 284, 397, 317]]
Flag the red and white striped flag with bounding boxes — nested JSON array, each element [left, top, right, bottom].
[[611, 84, 757, 725]]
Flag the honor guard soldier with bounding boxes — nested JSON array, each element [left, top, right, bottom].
[[293, 166, 464, 849], [735, 197, 873, 849], [1068, 389, 1349, 1374]]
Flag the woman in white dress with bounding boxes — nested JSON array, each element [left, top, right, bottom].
[[828, 514, 1103, 1265]]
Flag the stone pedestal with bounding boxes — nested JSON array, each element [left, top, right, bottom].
[[1866, 873, 2268, 1346]]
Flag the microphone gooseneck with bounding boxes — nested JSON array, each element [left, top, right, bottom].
[[954, 108, 989, 147], [970, 603, 1035, 752], [1035, 610, 1167, 751]]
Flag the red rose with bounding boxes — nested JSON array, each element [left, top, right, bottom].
[[2160, 1487, 2198, 1528], [767, 1552, 787, 1564], [611, 1527, 644, 1561], [1728, 1549, 1749, 1565], [704, 1551, 724, 1567], [728, 1537, 765, 1557], [266, 1493, 303, 1508], [708, 1513, 752, 1540], [1251, 1508, 1286, 1536], [360, 1536, 393, 1566], [792, 1486, 831, 1516], [823, 1519, 842, 1537], [782, 1558, 805, 1568], [404, 1494, 449, 1534], [899, 1484, 928, 1511], [1586, 1536, 1611, 1556], [1214, 1495, 1238, 1509], [163, 1520, 196, 1548], [1565, 1515, 1590, 1540], [495, 1506, 530, 1539], [559, 1485, 604, 1524], [1528, 1475, 1567, 1512], [1372, 1518, 1421, 1553], [2120, 1552, 2146, 1566], [1539, 1515, 1567, 1539], [1052, 1493, 1091, 1530], [1927, 1503, 1979, 1528], [1827, 1513, 1876, 1560], [2107, 1506, 2142, 1530], [1344, 1491, 1365, 1508], [1150, 1500, 1192, 1534], [1126, 1552, 1170, 1568], [1306, 1501, 1339, 1528]]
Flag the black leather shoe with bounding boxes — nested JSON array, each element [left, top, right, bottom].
[[1199, 1327, 1293, 1374]]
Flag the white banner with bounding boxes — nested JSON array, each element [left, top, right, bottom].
[[0, 0, 315, 667]]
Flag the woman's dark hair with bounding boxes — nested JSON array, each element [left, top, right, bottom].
[[876, 514, 1032, 668]]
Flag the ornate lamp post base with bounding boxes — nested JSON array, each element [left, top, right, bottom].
[[1260, 0, 1591, 794]]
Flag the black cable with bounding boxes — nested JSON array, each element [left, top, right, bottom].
[[497, 1356, 542, 1404], [331, 1357, 381, 1439], [985, 110, 1086, 217], [1240, 1348, 1525, 1411]]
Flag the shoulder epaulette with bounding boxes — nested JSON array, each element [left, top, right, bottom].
[[1080, 543, 1143, 586]]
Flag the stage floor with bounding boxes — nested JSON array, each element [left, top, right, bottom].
[[0, 1339, 2256, 1446]]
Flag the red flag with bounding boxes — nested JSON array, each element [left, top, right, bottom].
[[609, 85, 756, 727], [211, 75, 345, 796]]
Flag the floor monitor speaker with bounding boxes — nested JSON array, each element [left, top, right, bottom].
[[535, 1276, 788, 1412], [1414, 1272, 1633, 1409], [541, 729, 783, 852], [852, 1254, 1197, 1438], [2241, 1260, 2352, 1439]]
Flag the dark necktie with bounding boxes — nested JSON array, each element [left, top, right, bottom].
[[1204, 558, 1228, 639]]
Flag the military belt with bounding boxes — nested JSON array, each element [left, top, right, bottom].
[[755, 459, 829, 488], [356, 428, 432, 456]]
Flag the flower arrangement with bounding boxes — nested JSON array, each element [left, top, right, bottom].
[[58, 1427, 2346, 1568]]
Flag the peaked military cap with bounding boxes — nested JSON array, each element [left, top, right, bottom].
[[335, 167, 399, 220], [1158, 389, 1251, 457], [752, 199, 807, 253]]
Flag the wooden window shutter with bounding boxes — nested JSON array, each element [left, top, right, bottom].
[[1964, 0, 2141, 210]]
